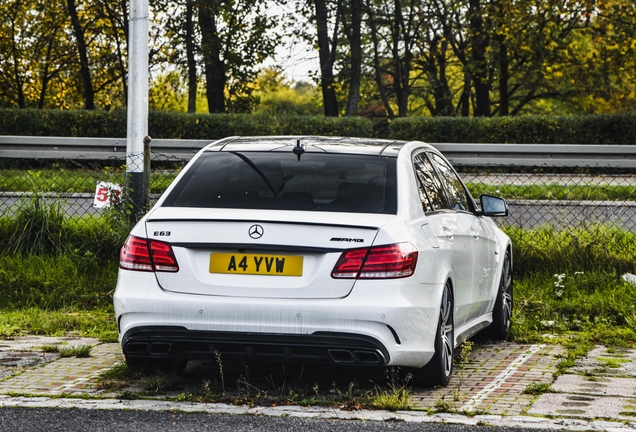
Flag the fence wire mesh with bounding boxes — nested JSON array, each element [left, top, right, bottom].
[[0, 154, 186, 221], [1, 155, 636, 256]]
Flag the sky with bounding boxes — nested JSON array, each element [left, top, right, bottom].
[[264, 2, 319, 83]]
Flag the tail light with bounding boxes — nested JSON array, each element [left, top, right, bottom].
[[120, 235, 179, 272], [331, 242, 418, 279]]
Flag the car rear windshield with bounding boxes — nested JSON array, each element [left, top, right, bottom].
[[162, 151, 397, 214]]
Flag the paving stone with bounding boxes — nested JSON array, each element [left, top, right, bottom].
[[552, 374, 636, 398], [0, 341, 121, 396], [529, 392, 636, 421]]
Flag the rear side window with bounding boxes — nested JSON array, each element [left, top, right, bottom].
[[163, 151, 397, 214], [413, 154, 448, 212], [428, 153, 471, 211]]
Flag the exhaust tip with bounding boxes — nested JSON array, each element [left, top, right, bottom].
[[353, 350, 382, 364], [148, 342, 172, 356], [328, 349, 355, 363], [124, 342, 148, 355]]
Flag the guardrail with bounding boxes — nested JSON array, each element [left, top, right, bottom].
[[2, 136, 636, 168], [0, 136, 211, 160]]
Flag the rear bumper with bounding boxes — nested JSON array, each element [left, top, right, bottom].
[[114, 269, 443, 368], [122, 326, 389, 366]]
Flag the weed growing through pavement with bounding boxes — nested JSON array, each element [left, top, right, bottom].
[[434, 395, 453, 413], [214, 350, 225, 396], [522, 382, 553, 395], [367, 367, 412, 411], [453, 340, 473, 403], [97, 359, 139, 391], [330, 381, 364, 410], [59, 345, 91, 358]]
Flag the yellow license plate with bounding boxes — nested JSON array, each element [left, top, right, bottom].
[[209, 253, 303, 276]]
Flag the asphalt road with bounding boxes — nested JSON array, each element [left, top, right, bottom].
[[0, 407, 535, 432]]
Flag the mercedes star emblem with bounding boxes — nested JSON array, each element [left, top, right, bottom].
[[248, 224, 264, 239]]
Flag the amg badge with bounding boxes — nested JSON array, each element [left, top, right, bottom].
[[330, 237, 364, 243]]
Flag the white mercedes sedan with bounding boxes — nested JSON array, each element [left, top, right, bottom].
[[114, 136, 512, 387]]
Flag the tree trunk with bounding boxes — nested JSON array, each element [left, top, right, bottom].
[[315, 0, 339, 117], [498, 37, 509, 116], [186, 0, 197, 113], [67, 0, 95, 110], [38, 32, 58, 109], [367, 6, 395, 119], [198, 0, 226, 113], [103, 0, 127, 108], [392, 0, 410, 117], [469, 0, 489, 117], [345, 0, 362, 116], [431, 40, 454, 116], [458, 70, 471, 117]]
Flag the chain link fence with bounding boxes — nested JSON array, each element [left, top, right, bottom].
[[457, 168, 636, 232], [0, 154, 186, 222], [2, 155, 636, 269]]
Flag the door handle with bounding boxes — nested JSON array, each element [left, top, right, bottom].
[[472, 230, 479, 240]]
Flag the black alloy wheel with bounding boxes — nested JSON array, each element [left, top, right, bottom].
[[487, 249, 513, 340], [415, 281, 454, 387]]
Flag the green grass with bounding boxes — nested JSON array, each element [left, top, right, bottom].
[[0, 254, 118, 309], [59, 344, 92, 358], [511, 270, 636, 346], [522, 382, 553, 395], [0, 195, 130, 257], [0, 168, 178, 194], [3, 168, 636, 201], [467, 182, 636, 201], [0, 308, 117, 342], [505, 225, 636, 275]]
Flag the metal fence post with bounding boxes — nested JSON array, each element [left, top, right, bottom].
[[143, 135, 151, 210], [126, 0, 149, 223]]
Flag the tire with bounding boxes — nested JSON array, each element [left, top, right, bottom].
[[414, 281, 454, 387], [487, 249, 513, 340]]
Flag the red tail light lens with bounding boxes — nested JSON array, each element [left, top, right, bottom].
[[119, 236, 179, 272], [149, 240, 179, 272], [331, 247, 369, 278], [331, 242, 418, 279]]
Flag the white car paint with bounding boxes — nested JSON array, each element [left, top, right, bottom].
[[113, 136, 512, 383]]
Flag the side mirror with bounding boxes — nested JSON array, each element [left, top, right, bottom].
[[480, 195, 508, 217]]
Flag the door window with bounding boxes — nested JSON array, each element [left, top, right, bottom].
[[428, 153, 471, 212], [413, 154, 449, 212]]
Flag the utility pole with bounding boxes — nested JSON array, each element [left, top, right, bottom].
[[126, 0, 149, 221]]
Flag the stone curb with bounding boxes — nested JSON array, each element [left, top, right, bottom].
[[0, 395, 635, 431]]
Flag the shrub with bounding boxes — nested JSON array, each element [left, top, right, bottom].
[[0, 109, 373, 139], [389, 113, 636, 144]]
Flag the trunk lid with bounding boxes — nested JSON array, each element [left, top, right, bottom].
[[145, 207, 392, 299]]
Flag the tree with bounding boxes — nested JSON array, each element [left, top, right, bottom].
[[197, 0, 278, 113], [342, 0, 362, 116], [366, 0, 428, 118], [252, 68, 322, 115], [0, 0, 32, 108], [67, 0, 95, 109], [0, 0, 76, 109], [314, 0, 341, 116]]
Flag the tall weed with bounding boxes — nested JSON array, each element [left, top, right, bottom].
[[0, 195, 131, 261], [8, 194, 67, 255], [505, 224, 636, 276], [511, 271, 636, 344]]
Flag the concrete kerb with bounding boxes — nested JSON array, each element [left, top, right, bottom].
[[0, 337, 636, 431]]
